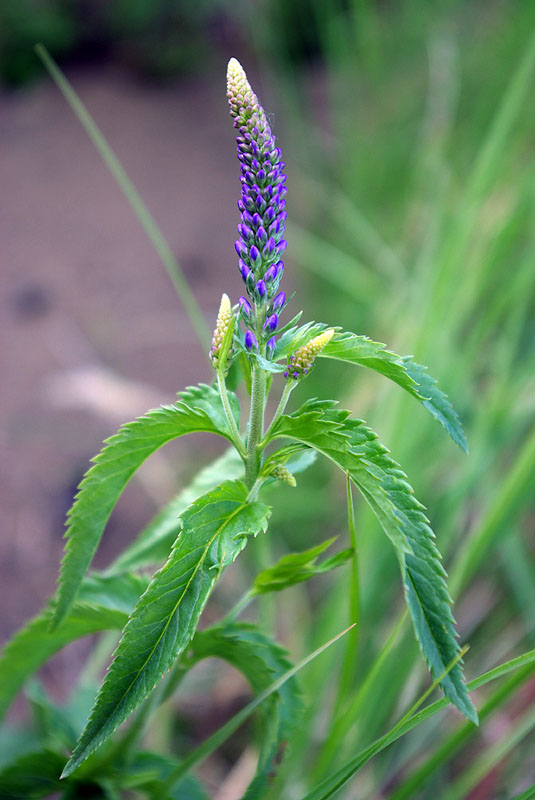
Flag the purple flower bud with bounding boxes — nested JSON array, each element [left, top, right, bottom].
[[265, 313, 278, 331], [263, 237, 276, 255], [255, 279, 267, 299], [272, 291, 286, 311], [250, 245, 260, 262], [245, 330, 258, 350], [264, 264, 277, 283], [235, 240, 248, 258], [239, 259, 251, 283], [252, 212, 263, 228], [277, 239, 287, 254], [257, 169, 266, 182], [255, 194, 264, 209], [264, 206, 275, 222], [274, 260, 284, 278], [267, 336, 277, 355], [238, 223, 253, 241], [256, 226, 267, 242], [239, 296, 252, 316]]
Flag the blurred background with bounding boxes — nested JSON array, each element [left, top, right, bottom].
[[1, 0, 534, 797]]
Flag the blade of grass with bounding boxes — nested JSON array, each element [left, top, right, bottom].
[[390, 658, 532, 799], [300, 651, 535, 799], [160, 624, 356, 792], [442, 707, 534, 800], [34, 44, 210, 351]]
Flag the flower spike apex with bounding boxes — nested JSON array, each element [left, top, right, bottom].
[[209, 293, 233, 369], [284, 329, 335, 380]]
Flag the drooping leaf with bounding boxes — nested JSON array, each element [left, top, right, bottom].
[[0, 572, 146, 722], [273, 324, 467, 451], [252, 539, 352, 595], [53, 383, 240, 628], [108, 447, 245, 574], [267, 401, 477, 722], [62, 481, 271, 778], [190, 622, 304, 799]]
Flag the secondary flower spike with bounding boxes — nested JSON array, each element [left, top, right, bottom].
[[227, 58, 287, 350], [209, 293, 233, 368], [285, 329, 336, 380]]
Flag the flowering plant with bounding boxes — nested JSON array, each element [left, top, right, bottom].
[[0, 58, 482, 799]]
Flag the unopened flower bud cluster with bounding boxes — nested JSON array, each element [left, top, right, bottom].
[[285, 330, 335, 380]]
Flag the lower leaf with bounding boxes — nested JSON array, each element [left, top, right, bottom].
[[62, 480, 270, 778]]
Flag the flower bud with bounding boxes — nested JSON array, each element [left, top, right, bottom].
[[209, 293, 233, 369], [245, 330, 258, 350], [285, 329, 335, 380]]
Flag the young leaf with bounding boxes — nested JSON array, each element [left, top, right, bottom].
[[108, 447, 244, 574], [0, 573, 146, 722], [268, 402, 477, 723], [190, 622, 303, 797], [252, 539, 352, 595], [61, 480, 271, 778], [53, 383, 239, 628], [0, 749, 66, 798]]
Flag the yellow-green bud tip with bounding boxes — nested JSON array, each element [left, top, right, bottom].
[[270, 464, 297, 487], [210, 293, 233, 368]]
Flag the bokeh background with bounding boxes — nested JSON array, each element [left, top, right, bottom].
[[1, 0, 534, 797]]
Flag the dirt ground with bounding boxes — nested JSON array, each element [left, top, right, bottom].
[[0, 62, 247, 648]]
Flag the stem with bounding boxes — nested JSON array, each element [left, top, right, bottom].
[[245, 363, 267, 488], [260, 380, 295, 446], [217, 370, 246, 458]]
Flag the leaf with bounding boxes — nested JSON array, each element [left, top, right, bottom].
[[252, 539, 352, 595], [120, 751, 209, 798], [53, 383, 239, 628], [0, 749, 66, 799], [108, 447, 244, 574], [268, 402, 477, 722], [190, 622, 304, 798], [0, 572, 145, 722], [273, 324, 468, 452], [62, 481, 271, 778]]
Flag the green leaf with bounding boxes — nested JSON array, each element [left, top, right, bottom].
[[108, 447, 244, 574], [0, 749, 66, 798], [190, 622, 304, 798], [62, 481, 271, 778], [0, 573, 145, 722], [119, 751, 209, 798], [53, 383, 239, 628], [274, 325, 467, 451], [268, 401, 477, 722], [252, 539, 352, 595]]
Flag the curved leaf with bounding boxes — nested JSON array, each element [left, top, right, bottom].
[[268, 402, 476, 723], [108, 448, 244, 575], [0, 573, 146, 722], [274, 324, 467, 452], [190, 622, 304, 799], [53, 383, 239, 628], [252, 539, 352, 595], [62, 480, 271, 778]]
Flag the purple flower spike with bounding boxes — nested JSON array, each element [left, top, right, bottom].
[[265, 313, 278, 331], [245, 330, 258, 350], [239, 296, 252, 317], [227, 58, 288, 303], [272, 291, 286, 311]]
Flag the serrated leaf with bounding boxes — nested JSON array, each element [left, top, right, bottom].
[[273, 324, 467, 451], [253, 539, 352, 595], [108, 447, 244, 574], [62, 481, 271, 778], [0, 572, 145, 722], [268, 403, 477, 722], [190, 622, 303, 799], [53, 383, 240, 628]]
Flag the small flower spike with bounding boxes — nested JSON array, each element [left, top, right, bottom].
[[270, 463, 297, 487], [209, 293, 233, 368], [227, 58, 287, 350], [284, 329, 335, 380]]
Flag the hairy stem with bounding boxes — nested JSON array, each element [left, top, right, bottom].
[[217, 370, 246, 458], [260, 380, 295, 446]]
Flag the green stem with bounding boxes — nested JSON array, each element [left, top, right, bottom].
[[245, 363, 267, 488], [217, 370, 246, 458], [260, 380, 295, 446]]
